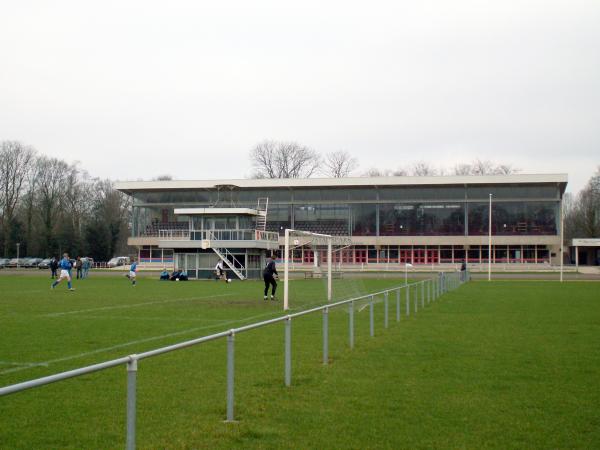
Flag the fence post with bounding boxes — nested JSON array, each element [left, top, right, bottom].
[[414, 285, 418, 313], [396, 289, 400, 322], [442, 273, 446, 294], [349, 301, 354, 349], [226, 331, 235, 422], [421, 281, 425, 308], [427, 279, 431, 304], [126, 356, 138, 450], [323, 308, 329, 365], [406, 285, 410, 316], [370, 295, 374, 337], [384, 292, 389, 329], [285, 316, 291, 387]]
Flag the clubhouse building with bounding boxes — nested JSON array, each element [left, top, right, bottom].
[[115, 173, 567, 279]]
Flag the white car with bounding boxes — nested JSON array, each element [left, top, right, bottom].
[[107, 256, 131, 268]]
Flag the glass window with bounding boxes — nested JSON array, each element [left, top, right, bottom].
[[378, 186, 465, 201], [468, 201, 558, 235], [133, 190, 215, 204], [291, 189, 322, 202], [266, 205, 291, 235], [293, 204, 349, 235], [467, 185, 559, 200], [379, 203, 465, 236], [238, 189, 292, 204], [351, 204, 376, 236]]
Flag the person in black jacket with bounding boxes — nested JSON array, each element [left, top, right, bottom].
[[263, 254, 278, 300], [49, 257, 58, 279]]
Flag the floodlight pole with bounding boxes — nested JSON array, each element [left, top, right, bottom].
[[488, 194, 492, 282], [560, 197, 564, 282], [284, 229, 290, 311], [327, 238, 332, 302]]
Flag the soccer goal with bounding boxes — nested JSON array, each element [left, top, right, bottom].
[[282, 229, 352, 310]]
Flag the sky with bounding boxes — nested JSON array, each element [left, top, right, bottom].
[[1, 0, 599, 193]]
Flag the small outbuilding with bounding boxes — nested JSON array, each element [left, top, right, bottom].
[[570, 238, 600, 268]]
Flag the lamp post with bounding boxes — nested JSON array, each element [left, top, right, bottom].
[[16, 243, 20, 269], [560, 197, 564, 282], [488, 194, 492, 282]]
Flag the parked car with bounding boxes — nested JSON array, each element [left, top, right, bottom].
[[0, 258, 9, 268], [38, 258, 53, 269], [8, 258, 27, 267], [107, 256, 130, 268], [23, 257, 43, 268]]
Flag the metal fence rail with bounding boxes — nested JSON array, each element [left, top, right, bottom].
[[0, 270, 469, 449]]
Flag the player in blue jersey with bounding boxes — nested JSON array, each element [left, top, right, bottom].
[[51, 253, 75, 291], [128, 258, 138, 286]]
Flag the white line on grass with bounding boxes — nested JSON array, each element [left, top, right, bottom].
[[42, 293, 235, 317], [0, 361, 49, 368], [64, 315, 234, 322], [0, 308, 284, 375]]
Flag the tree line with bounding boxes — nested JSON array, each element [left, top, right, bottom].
[[249, 139, 519, 178], [1, 138, 597, 262], [564, 169, 600, 242], [0, 141, 130, 261]]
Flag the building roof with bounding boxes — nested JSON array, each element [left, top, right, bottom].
[[115, 174, 568, 194]]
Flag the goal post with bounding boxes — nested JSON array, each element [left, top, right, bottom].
[[283, 229, 351, 311]]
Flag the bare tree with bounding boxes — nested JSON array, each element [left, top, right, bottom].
[[250, 140, 321, 178], [35, 156, 71, 256], [0, 141, 36, 256], [564, 168, 600, 240], [362, 167, 407, 177], [452, 160, 520, 175], [469, 159, 496, 175], [589, 166, 600, 195], [322, 151, 358, 178], [494, 164, 518, 175], [453, 163, 473, 175], [411, 161, 437, 176], [21, 160, 40, 256], [89, 178, 132, 257]]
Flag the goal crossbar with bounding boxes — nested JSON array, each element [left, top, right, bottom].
[[283, 229, 352, 310]]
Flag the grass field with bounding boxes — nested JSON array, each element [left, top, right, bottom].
[[0, 275, 599, 449]]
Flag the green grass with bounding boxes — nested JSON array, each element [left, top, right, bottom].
[[0, 275, 599, 449]]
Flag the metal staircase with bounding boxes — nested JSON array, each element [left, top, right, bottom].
[[256, 197, 268, 231], [212, 248, 246, 280]]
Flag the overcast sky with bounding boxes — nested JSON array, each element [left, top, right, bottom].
[[1, 0, 599, 193]]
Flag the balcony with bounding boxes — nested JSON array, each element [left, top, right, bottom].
[[149, 228, 279, 250]]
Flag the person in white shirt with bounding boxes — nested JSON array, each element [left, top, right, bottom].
[[215, 260, 231, 283]]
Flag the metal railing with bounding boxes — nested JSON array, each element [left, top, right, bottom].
[[0, 271, 468, 449], [190, 229, 279, 242], [152, 229, 280, 242], [157, 229, 191, 239]]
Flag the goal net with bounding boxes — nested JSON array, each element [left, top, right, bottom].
[[282, 229, 365, 310]]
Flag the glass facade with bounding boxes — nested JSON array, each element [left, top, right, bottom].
[[379, 203, 465, 236], [467, 201, 558, 236], [130, 184, 561, 237]]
